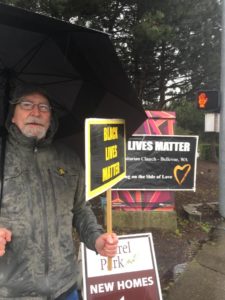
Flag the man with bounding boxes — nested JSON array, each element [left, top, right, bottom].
[[0, 85, 118, 299]]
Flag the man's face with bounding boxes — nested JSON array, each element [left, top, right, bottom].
[[12, 92, 51, 139]]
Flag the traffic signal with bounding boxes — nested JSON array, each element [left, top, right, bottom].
[[196, 90, 220, 112]]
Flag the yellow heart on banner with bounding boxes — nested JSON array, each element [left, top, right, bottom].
[[173, 164, 191, 185]]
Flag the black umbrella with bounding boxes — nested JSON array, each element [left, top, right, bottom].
[[0, 3, 146, 204], [0, 3, 145, 147]]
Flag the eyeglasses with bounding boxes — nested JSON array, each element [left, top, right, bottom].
[[13, 99, 51, 112]]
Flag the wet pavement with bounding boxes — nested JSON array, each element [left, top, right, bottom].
[[164, 220, 225, 300]]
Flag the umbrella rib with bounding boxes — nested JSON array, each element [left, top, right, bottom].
[[21, 72, 81, 80], [11, 37, 81, 81], [12, 36, 53, 75], [17, 78, 79, 86], [0, 58, 6, 69]]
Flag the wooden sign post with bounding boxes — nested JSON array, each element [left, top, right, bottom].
[[85, 118, 126, 270], [106, 188, 112, 270]]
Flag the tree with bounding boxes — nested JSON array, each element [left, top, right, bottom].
[[171, 100, 204, 134], [1, 0, 222, 110], [132, 0, 221, 109]]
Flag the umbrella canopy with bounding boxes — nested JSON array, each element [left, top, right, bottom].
[[0, 3, 146, 150], [0, 3, 148, 210]]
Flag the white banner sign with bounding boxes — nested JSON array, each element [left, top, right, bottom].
[[82, 233, 162, 300]]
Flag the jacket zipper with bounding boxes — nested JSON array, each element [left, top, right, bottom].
[[48, 169, 59, 235], [34, 146, 51, 295]]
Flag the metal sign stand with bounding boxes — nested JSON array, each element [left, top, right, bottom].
[[220, 0, 225, 217]]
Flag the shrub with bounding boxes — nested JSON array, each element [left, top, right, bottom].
[[199, 144, 219, 161]]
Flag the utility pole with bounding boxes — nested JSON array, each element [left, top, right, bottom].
[[219, 0, 225, 217]]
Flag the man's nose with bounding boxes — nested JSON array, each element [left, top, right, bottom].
[[30, 105, 41, 116]]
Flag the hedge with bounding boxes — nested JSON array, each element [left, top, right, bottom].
[[199, 144, 219, 161]]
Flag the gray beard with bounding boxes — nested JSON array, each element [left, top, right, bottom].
[[22, 125, 48, 140]]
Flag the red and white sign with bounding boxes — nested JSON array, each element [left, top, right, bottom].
[[82, 233, 162, 300]]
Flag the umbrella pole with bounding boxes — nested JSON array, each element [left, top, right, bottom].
[[106, 188, 112, 271]]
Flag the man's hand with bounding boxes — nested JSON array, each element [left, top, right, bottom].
[[95, 233, 118, 257], [0, 228, 12, 256]]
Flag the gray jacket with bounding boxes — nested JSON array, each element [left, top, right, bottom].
[[0, 123, 103, 299]]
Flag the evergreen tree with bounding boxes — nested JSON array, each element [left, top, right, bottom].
[[0, 0, 221, 110]]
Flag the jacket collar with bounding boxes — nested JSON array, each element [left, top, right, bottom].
[[7, 123, 54, 150]]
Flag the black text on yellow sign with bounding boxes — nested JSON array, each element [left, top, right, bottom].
[[85, 119, 126, 201], [102, 126, 120, 182]]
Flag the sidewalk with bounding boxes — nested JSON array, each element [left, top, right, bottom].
[[164, 220, 225, 300]]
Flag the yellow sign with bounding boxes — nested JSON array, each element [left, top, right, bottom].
[[85, 118, 126, 200]]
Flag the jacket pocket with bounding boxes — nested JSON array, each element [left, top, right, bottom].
[[2, 166, 29, 218], [47, 166, 79, 212], [0, 217, 36, 296]]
